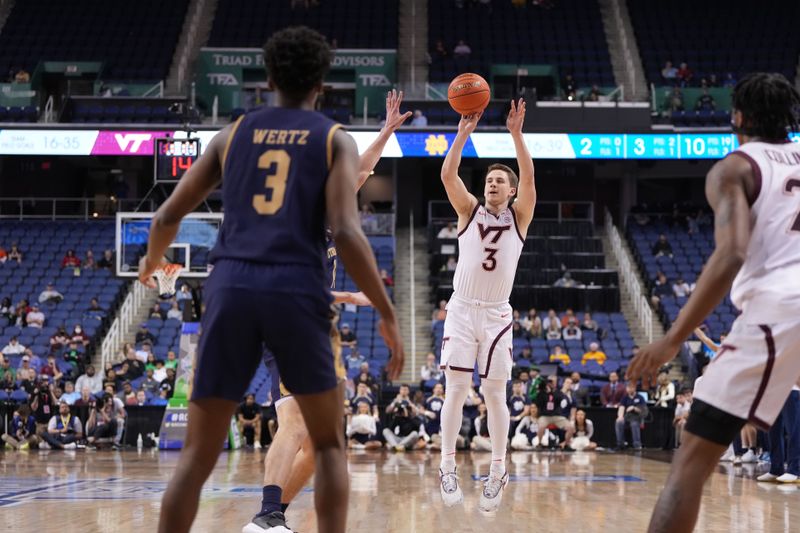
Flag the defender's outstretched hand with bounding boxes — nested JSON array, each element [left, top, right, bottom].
[[506, 98, 526, 135], [382, 89, 413, 132], [137, 256, 165, 290], [627, 337, 682, 388]]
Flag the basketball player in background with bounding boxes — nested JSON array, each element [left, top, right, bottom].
[[437, 99, 535, 512], [138, 26, 403, 533], [245, 90, 411, 533], [629, 72, 800, 533]]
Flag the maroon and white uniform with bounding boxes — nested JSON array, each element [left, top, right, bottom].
[[695, 141, 800, 428], [440, 203, 525, 380]]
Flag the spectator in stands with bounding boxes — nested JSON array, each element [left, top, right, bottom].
[[161, 368, 176, 399], [581, 312, 604, 338], [2, 336, 26, 356], [237, 393, 262, 449], [346, 401, 381, 450], [516, 345, 533, 365], [560, 309, 576, 328], [84, 298, 106, 320], [553, 272, 577, 288], [17, 354, 33, 377], [569, 372, 590, 407], [61, 249, 81, 269], [562, 319, 582, 341], [381, 269, 394, 287], [470, 403, 493, 452], [354, 362, 378, 396], [420, 352, 443, 383], [651, 271, 673, 307], [135, 343, 153, 364], [510, 403, 538, 450], [601, 372, 626, 407], [707, 74, 719, 88], [40, 354, 63, 383], [586, 85, 602, 102], [117, 381, 137, 406], [411, 110, 428, 127], [667, 86, 684, 114], [549, 345, 571, 365], [673, 389, 691, 448], [652, 234, 673, 257], [445, 256, 457, 271], [562, 73, 577, 101], [432, 300, 448, 323], [723, 72, 737, 88], [0, 357, 15, 385], [422, 383, 446, 450], [149, 303, 166, 320], [654, 372, 676, 408], [38, 283, 63, 305], [437, 223, 458, 240], [71, 324, 90, 347], [176, 284, 194, 308], [512, 321, 527, 339], [346, 348, 367, 371], [615, 382, 646, 450], [453, 39, 471, 58], [75, 386, 94, 408], [75, 365, 102, 394], [695, 88, 716, 112], [13, 68, 29, 83], [97, 249, 114, 270], [135, 324, 157, 345], [103, 369, 118, 391], [141, 368, 160, 395], [542, 309, 559, 331], [63, 342, 83, 378], [582, 342, 607, 366], [677, 62, 693, 86], [569, 409, 597, 451], [30, 379, 57, 433], [165, 351, 178, 370], [49, 326, 69, 351], [545, 321, 562, 340], [1, 404, 37, 450], [166, 301, 182, 320], [83, 250, 95, 269], [661, 60, 678, 82], [153, 359, 167, 383], [535, 378, 575, 449], [86, 394, 118, 449], [672, 277, 691, 298], [1, 297, 14, 325], [508, 380, 530, 437], [124, 349, 145, 379], [41, 400, 83, 450], [7, 244, 22, 264], [26, 303, 45, 328], [339, 323, 357, 348], [14, 298, 30, 326], [350, 382, 377, 415]]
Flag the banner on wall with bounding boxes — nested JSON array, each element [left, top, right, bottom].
[[195, 47, 397, 116]]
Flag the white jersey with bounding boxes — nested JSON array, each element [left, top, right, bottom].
[[729, 141, 800, 323], [452, 203, 525, 303]]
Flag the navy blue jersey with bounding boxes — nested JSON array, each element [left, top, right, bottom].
[[209, 106, 342, 293], [508, 394, 528, 417], [424, 395, 445, 435]]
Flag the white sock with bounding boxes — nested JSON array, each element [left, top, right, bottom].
[[481, 378, 509, 477], [439, 369, 472, 472]]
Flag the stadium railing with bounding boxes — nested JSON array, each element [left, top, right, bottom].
[[0, 198, 157, 220], [101, 281, 147, 368]]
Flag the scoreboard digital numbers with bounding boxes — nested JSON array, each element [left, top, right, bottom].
[[565, 133, 737, 159], [154, 138, 200, 184]]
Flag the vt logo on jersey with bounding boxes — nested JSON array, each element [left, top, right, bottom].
[[477, 223, 511, 271]]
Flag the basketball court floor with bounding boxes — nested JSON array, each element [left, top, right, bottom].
[[1, 449, 797, 532]]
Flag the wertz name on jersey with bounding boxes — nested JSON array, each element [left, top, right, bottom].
[[252, 129, 310, 145]]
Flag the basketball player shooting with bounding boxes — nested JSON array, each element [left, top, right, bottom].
[[628, 73, 800, 533], [437, 99, 535, 512], [138, 26, 404, 533], [244, 90, 411, 533]]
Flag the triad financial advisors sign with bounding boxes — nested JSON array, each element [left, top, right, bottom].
[[196, 48, 397, 117]]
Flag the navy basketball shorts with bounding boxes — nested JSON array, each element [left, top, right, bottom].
[[192, 273, 337, 404]]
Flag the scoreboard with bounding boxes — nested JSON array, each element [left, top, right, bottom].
[[154, 138, 200, 183], [566, 133, 736, 159]]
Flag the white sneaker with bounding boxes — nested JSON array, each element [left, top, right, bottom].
[[254, 441, 262, 450], [777, 473, 799, 483], [733, 455, 743, 465], [719, 447, 735, 462], [478, 471, 509, 513], [741, 450, 758, 463], [439, 467, 463, 507], [39, 442, 51, 450], [63, 442, 77, 450], [757, 472, 779, 482]]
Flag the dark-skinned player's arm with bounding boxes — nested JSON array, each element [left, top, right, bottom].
[[356, 89, 411, 189], [441, 112, 480, 229], [137, 124, 233, 287], [327, 129, 404, 380], [508, 98, 536, 235], [628, 154, 754, 386]]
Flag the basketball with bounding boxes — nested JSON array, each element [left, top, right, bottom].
[[448, 73, 490, 116]]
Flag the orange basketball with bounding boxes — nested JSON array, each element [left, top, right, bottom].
[[448, 73, 490, 116]]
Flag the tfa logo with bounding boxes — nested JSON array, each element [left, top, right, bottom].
[[207, 73, 238, 86], [358, 74, 391, 87], [114, 133, 152, 153]]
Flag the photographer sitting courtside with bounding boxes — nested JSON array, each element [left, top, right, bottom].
[[237, 393, 262, 449], [383, 384, 423, 451], [41, 400, 83, 450]]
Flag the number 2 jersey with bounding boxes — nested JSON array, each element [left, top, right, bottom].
[[452, 203, 525, 303], [729, 141, 800, 323], [209, 105, 342, 295]]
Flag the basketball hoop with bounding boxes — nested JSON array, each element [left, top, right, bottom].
[[153, 263, 183, 297]]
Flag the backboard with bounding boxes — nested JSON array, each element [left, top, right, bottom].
[[116, 212, 224, 278]]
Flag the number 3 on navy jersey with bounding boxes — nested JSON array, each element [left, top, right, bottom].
[[253, 149, 291, 215]]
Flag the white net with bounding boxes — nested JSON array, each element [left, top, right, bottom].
[[153, 264, 183, 297]]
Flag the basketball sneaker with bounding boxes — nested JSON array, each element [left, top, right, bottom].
[[777, 473, 799, 483], [757, 472, 779, 482], [478, 471, 509, 513], [242, 511, 293, 533], [439, 467, 463, 507], [741, 449, 758, 463], [719, 445, 735, 462]]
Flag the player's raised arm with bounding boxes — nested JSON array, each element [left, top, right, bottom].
[[508, 99, 536, 235], [356, 89, 412, 190], [138, 124, 234, 287], [693, 327, 720, 353], [628, 154, 754, 385], [441, 112, 480, 225], [326, 129, 405, 380]]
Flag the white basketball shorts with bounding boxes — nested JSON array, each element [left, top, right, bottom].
[[439, 295, 513, 381], [694, 317, 800, 430]]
